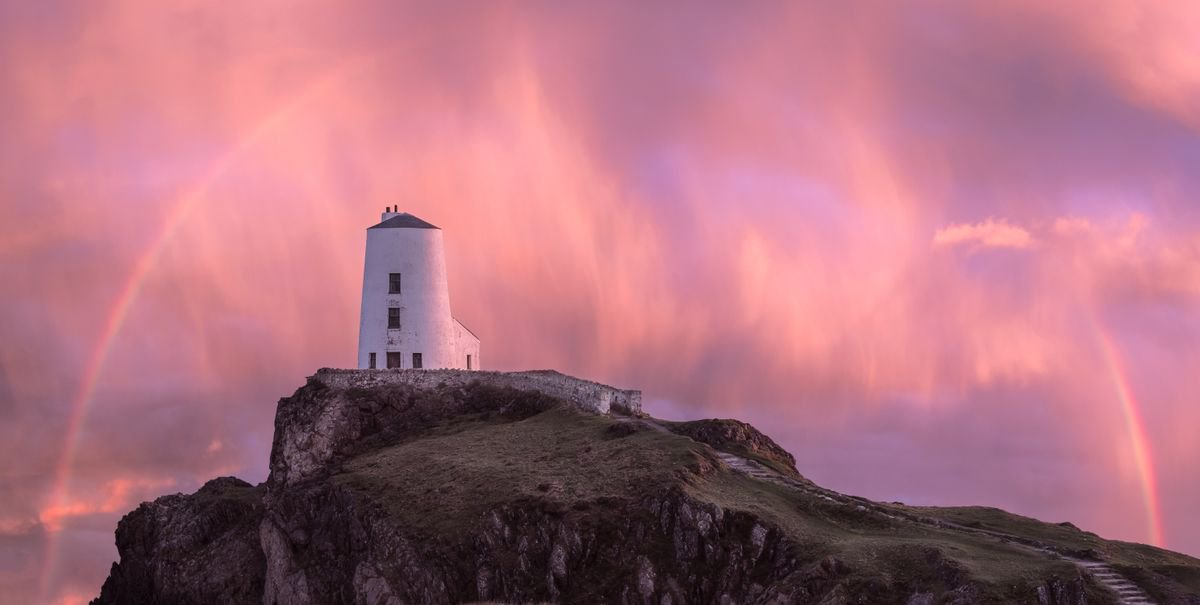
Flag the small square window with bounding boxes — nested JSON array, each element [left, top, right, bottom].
[[388, 273, 402, 294], [386, 352, 402, 368], [388, 307, 400, 329], [368, 352, 376, 369], [412, 353, 423, 369]]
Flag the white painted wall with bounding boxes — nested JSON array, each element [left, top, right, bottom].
[[356, 212, 480, 370], [454, 319, 481, 370]]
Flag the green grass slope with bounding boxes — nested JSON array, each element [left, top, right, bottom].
[[328, 401, 1200, 602]]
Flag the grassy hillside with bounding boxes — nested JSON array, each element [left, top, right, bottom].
[[337, 408, 705, 537], [96, 375, 1200, 604], [330, 402, 1189, 603], [909, 506, 1200, 603]]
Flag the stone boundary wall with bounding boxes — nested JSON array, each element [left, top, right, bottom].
[[312, 368, 642, 415]]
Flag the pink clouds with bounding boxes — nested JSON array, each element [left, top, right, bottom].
[[37, 477, 177, 533], [1031, 2, 1200, 130], [934, 219, 1034, 250], [2, 2, 1200, 603]]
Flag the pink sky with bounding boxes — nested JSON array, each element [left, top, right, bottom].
[[2, 2, 1199, 603]]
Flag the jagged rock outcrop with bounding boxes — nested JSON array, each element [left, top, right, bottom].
[[92, 369, 1200, 604], [259, 483, 813, 604], [92, 477, 265, 604], [665, 418, 803, 480]]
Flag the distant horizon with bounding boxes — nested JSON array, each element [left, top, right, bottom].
[[3, 2, 1199, 604]]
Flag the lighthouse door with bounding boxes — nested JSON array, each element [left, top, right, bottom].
[[386, 352, 402, 369]]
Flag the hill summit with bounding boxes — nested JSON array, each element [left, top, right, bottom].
[[92, 369, 1200, 604]]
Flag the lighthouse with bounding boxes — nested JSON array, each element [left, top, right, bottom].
[[357, 208, 480, 370]]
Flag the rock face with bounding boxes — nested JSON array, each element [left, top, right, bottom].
[[259, 483, 806, 604], [92, 369, 1200, 604], [665, 418, 803, 480], [92, 477, 265, 604]]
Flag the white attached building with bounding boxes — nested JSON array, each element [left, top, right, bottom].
[[356, 209, 480, 370]]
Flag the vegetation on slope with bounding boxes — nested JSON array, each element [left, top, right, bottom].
[[335, 399, 1109, 603], [908, 505, 1200, 603], [337, 408, 709, 538]]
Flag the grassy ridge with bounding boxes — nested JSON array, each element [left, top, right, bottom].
[[908, 505, 1200, 602], [332, 405, 1138, 601], [337, 408, 707, 537]]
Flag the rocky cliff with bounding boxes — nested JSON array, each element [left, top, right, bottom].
[[93, 369, 1200, 604]]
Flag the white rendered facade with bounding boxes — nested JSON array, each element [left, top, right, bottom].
[[356, 210, 480, 370]]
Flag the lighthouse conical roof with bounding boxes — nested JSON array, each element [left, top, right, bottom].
[[369, 213, 440, 230]]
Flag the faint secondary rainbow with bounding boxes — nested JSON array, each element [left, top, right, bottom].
[[1090, 310, 1166, 548], [35, 57, 371, 601]]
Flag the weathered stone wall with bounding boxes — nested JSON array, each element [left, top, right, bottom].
[[312, 368, 642, 415]]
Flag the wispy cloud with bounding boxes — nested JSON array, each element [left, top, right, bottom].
[[933, 219, 1035, 250]]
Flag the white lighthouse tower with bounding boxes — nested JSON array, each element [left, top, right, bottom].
[[357, 208, 480, 370]]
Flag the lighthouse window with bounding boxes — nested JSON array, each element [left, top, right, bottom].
[[368, 352, 376, 369], [388, 273, 402, 294], [467, 354, 472, 370], [412, 353, 423, 369], [388, 307, 400, 329], [386, 352, 402, 369]]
